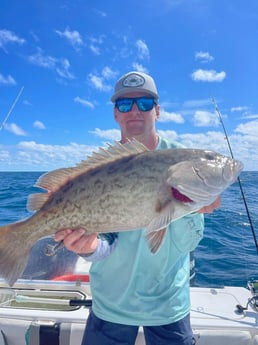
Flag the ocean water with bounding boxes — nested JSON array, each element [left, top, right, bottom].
[[0, 171, 257, 287]]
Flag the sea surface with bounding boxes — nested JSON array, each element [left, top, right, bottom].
[[0, 171, 258, 287]]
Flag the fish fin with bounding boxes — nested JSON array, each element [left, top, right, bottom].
[[0, 222, 32, 286], [27, 193, 50, 212], [30, 139, 149, 209], [85, 138, 149, 165], [149, 201, 175, 232], [146, 196, 198, 253], [34, 168, 75, 192], [145, 203, 174, 253], [146, 228, 167, 254]]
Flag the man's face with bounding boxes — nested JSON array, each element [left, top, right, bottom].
[[114, 91, 160, 138]]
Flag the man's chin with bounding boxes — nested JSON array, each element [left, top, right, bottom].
[[126, 124, 144, 136]]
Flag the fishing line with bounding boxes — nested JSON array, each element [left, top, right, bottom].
[[212, 97, 258, 252], [0, 86, 24, 131]]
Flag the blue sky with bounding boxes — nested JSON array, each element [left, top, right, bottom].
[[1, 0, 258, 171]]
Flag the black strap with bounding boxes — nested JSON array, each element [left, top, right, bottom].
[[29, 322, 69, 345], [39, 323, 60, 345]]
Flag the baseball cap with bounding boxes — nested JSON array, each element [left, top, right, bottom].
[[111, 71, 159, 102]]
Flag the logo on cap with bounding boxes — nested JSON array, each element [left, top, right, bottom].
[[122, 73, 145, 88]]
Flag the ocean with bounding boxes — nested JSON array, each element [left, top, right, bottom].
[[0, 171, 257, 287]]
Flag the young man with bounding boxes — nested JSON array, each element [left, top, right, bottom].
[[55, 71, 220, 345]]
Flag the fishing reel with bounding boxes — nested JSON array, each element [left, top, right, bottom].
[[236, 280, 258, 313]]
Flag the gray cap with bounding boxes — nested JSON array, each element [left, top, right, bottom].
[[111, 71, 159, 102]]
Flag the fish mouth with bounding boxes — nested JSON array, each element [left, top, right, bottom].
[[222, 159, 244, 182], [171, 187, 193, 203]]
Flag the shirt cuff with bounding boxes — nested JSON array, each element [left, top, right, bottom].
[[79, 238, 118, 262]]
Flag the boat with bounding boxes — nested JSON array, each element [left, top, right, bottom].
[[1, 257, 258, 345]]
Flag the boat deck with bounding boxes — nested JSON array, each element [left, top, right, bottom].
[[0, 281, 258, 345]]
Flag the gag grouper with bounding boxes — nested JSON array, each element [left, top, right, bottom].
[[0, 139, 243, 286]]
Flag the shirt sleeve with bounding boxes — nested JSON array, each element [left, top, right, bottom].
[[79, 237, 118, 262]]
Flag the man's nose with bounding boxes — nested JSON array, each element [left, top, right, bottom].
[[130, 102, 140, 112]]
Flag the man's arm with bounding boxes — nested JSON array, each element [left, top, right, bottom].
[[54, 230, 118, 262]]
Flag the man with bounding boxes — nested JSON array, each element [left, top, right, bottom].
[[55, 71, 220, 345]]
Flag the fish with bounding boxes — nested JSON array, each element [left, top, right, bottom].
[[0, 139, 243, 286]]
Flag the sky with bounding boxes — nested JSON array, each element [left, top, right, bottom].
[[1, 0, 258, 171]]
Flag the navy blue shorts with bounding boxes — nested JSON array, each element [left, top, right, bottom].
[[81, 310, 194, 345]]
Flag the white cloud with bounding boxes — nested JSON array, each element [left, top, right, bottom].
[[55, 27, 84, 51], [157, 130, 178, 142], [88, 35, 105, 55], [0, 29, 25, 52], [23, 100, 32, 106], [27, 49, 74, 79], [0, 73, 16, 85], [193, 110, 220, 127], [183, 99, 212, 108], [159, 110, 184, 123], [231, 106, 249, 112], [88, 67, 116, 92], [241, 114, 258, 120], [89, 35, 105, 45], [33, 121, 46, 130], [28, 48, 57, 69], [74, 96, 94, 109], [195, 51, 214, 63], [0, 150, 10, 160], [102, 66, 117, 79], [135, 39, 150, 60], [234, 119, 258, 136], [4, 123, 27, 136], [157, 127, 258, 170], [56, 58, 75, 79], [89, 44, 100, 55], [132, 63, 148, 73], [179, 131, 229, 152], [93, 9, 107, 17], [14, 141, 98, 169], [1, 124, 258, 170], [191, 69, 226, 82], [90, 128, 121, 141], [89, 74, 110, 91]]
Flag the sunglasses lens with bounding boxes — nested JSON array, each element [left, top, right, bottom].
[[115, 97, 156, 113], [137, 98, 155, 111], [116, 99, 134, 112]]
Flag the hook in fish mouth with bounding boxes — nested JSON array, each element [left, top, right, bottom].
[[44, 240, 64, 256]]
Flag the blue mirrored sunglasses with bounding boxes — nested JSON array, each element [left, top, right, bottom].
[[115, 97, 157, 113]]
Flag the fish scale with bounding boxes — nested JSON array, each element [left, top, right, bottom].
[[0, 139, 243, 286]]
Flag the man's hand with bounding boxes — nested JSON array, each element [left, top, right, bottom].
[[54, 229, 99, 255], [198, 196, 221, 214]]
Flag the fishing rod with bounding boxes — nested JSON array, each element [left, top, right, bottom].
[[0, 86, 24, 131], [212, 97, 258, 252]]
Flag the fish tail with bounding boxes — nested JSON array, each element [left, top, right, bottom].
[[0, 223, 32, 286]]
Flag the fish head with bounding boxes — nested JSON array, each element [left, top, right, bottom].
[[166, 150, 244, 205]]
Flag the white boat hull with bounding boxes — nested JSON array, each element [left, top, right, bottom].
[[0, 281, 258, 345]]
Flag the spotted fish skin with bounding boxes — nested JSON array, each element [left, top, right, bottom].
[[0, 140, 243, 286]]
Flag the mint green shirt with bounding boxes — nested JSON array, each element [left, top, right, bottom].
[[89, 136, 204, 326]]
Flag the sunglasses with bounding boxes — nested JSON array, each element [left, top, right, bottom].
[[115, 97, 157, 113]]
